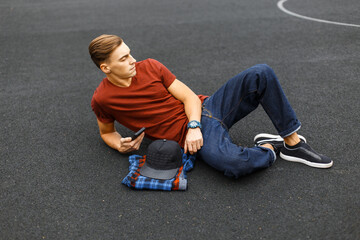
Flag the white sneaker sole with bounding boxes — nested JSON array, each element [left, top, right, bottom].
[[254, 133, 307, 143], [280, 152, 333, 168]]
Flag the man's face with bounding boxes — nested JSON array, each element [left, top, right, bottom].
[[102, 42, 137, 80]]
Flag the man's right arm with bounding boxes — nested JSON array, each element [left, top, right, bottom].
[[96, 118, 144, 153]]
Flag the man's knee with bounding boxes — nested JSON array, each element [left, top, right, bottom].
[[252, 64, 274, 74], [247, 64, 278, 89], [241, 64, 276, 82]]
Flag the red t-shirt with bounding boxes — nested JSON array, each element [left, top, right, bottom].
[[91, 58, 207, 147]]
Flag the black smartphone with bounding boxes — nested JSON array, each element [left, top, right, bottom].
[[131, 127, 146, 140]]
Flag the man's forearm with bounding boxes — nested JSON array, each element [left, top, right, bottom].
[[183, 94, 202, 122], [100, 131, 122, 151], [167, 79, 202, 122], [182, 95, 203, 154]]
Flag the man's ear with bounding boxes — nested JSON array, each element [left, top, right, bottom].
[[100, 63, 111, 74]]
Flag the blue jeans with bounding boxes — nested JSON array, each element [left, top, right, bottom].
[[198, 64, 301, 178]]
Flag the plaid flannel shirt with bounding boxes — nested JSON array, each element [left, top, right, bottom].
[[122, 151, 195, 191]]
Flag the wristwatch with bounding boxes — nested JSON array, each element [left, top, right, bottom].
[[187, 120, 202, 129]]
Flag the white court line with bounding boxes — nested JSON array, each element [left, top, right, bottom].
[[277, 0, 360, 28]]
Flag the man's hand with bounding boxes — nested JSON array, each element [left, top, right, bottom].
[[184, 128, 203, 155], [118, 132, 145, 153]]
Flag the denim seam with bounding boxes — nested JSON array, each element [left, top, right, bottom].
[[260, 96, 301, 138], [222, 89, 258, 128], [259, 90, 277, 130], [201, 107, 229, 131]]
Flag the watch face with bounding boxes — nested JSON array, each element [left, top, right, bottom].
[[188, 120, 201, 129]]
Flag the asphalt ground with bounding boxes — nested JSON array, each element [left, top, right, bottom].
[[1, 0, 359, 239]]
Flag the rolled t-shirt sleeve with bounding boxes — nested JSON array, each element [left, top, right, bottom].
[[91, 96, 115, 123], [149, 59, 176, 88]]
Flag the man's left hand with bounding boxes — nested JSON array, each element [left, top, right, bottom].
[[184, 128, 203, 155]]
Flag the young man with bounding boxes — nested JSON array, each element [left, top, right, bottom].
[[89, 34, 332, 178]]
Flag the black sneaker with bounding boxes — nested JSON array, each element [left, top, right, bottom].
[[280, 141, 333, 168], [254, 133, 306, 154]]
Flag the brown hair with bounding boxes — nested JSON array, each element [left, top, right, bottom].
[[88, 34, 123, 68]]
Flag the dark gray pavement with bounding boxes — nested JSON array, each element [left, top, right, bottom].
[[1, 0, 359, 239]]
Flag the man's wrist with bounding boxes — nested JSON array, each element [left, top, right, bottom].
[[187, 120, 202, 129]]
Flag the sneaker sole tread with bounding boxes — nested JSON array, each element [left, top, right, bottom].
[[280, 152, 333, 168]]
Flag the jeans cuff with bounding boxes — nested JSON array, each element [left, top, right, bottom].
[[258, 146, 277, 163], [280, 123, 301, 138], [269, 148, 276, 162]]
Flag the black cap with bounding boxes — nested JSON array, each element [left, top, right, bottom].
[[140, 139, 182, 180]]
